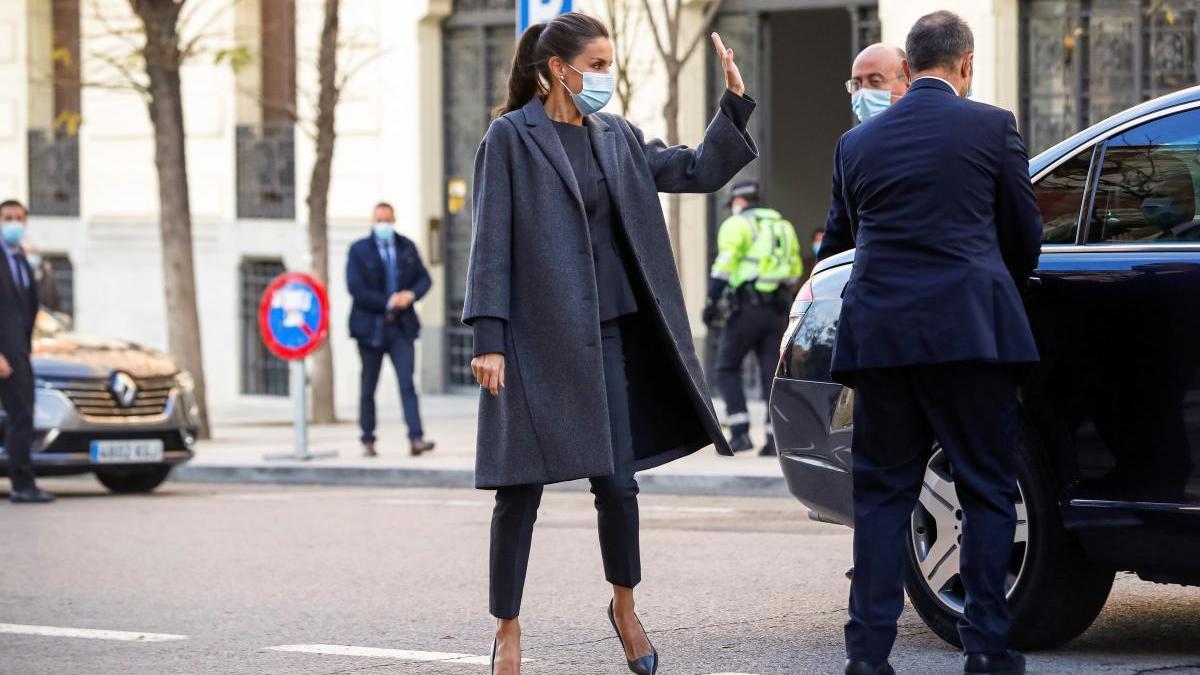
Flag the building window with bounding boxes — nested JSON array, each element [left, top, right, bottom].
[[236, 0, 296, 220], [239, 259, 290, 396], [28, 0, 81, 217], [1020, 0, 1199, 155]]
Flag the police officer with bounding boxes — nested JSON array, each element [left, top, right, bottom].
[[704, 180, 802, 455]]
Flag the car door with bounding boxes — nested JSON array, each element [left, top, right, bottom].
[[1025, 106, 1200, 507]]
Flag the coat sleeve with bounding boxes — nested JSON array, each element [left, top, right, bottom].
[[406, 241, 433, 301], [818, 135, 856, 261], [346, 244, 389, 312], [630, 90, 759, 194], [462, 118, 515, 326], [994, 111, 1043, 284]]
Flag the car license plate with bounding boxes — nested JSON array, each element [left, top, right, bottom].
[[90, 439, 165, 464]]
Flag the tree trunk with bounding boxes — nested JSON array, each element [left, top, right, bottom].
[[305, 0, 339, 424], [664, 65, 682, 269], [132, 0, 211, 438]]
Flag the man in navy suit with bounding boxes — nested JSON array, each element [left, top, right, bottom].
[[0, 199, 55, 503], [347, 202, 435, 457], [819, 12, 1042, 675]]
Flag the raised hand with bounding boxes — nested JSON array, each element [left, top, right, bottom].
[[711, 32, 745, 97]]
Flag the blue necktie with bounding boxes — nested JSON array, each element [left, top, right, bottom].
[[383, 242, 398, 295]]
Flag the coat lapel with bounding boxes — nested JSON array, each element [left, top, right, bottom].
[[521, 98, 585, 214], [586, 114, 623, 219]]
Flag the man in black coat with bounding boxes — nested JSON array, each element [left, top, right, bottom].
[[346, 202, 435, 457], [0, 199, 54, 503], [819, 12, 1042, 675]]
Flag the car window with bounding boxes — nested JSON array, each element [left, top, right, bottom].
[[1034, 148, 1091, 244], [1088, 108, 1200, 243]]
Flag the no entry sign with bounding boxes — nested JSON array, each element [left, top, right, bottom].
[[258, 272, 330, 361]]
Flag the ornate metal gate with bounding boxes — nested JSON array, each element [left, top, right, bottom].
[[443, 0, 515, 389], [1020, 0, 1200, 154]]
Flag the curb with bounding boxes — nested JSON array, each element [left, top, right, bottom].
[[170, 464, 788, 498]]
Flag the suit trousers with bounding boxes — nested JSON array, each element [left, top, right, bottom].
[[715, 300, 788, 436], [357, 323, 424, 443], [489, 319, 640, 619], [846, 362, 1020, 663], [0, 355, 37, 492]]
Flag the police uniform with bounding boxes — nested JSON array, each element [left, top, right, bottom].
[[706, 182, 802, 454]]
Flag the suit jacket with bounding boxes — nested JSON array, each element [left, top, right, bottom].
[[819, 78, 1043, 383], [464, 91, 757, 488], [345, 234, 431, 345], [0, 246, 38, 361]]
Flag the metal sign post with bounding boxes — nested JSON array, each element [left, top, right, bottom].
[[259, 271, 336, 462], [517, 0, 572, 34]]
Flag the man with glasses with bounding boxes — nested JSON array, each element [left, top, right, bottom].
[[847, 43, 909, 123]]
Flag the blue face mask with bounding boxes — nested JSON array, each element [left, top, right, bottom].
[[812, 241, 822, 256], [561, 62, 615, 116], [1, 221, 25, 246], [851, 88, 892, 122], [373, 223, 395, 241]]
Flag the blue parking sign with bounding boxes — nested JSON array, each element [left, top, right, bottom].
[[518, 0, 572, 34]]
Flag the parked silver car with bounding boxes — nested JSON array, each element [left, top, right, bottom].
[[0, 312, 198, 493]]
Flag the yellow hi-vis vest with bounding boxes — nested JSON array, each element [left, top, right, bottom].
[[710, 208, 803, 293]]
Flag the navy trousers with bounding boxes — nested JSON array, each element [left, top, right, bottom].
[[846, 362, 1020, 663], [0, 356, 37, 492], [357, 325, 424, 443], [489, 319, 640, 619], [715, 300, 787, 436]]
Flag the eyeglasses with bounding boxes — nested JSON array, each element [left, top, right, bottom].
[[845, 75, 901, 94]]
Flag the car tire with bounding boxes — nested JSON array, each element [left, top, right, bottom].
[[95, 466, 172, 494], [903, 427, 1115, 651]]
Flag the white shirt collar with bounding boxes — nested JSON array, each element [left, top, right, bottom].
[[912, 75, 959, 95]]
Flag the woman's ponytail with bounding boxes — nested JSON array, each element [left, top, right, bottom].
[[492, 12, 610, 119], [495, 24, 547, 119]]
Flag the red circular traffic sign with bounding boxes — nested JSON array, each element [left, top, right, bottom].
[[258, 271, 330, 360]]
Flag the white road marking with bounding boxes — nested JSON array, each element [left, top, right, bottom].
[[267, 644, 529, 665], [371, 498, 491, 508], [0, 623, 187, 642], [642, 505, 737, 514]]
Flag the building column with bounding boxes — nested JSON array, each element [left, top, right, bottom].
[[0, 0, 30, 202]]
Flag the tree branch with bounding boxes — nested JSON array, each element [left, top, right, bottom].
[[680, 0, 726, 68], [639, 0, 671, 63]]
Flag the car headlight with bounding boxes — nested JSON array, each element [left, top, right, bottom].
[[174, 371, 200, 424], [33, 389, 73, 430], [175, 370, 195, 394], [780, 280, 814, 356]]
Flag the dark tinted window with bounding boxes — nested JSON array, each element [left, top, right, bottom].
[[1034, 148, 1091, 244], [1089, 109, 1200, 243]]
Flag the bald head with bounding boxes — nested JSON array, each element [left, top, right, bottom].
[[850, 43, 908, 100]]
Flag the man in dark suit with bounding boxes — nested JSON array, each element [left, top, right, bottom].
[[347, 202, 435, 457], [819, 12, 1042, 675], [0, 199, 55, 503]]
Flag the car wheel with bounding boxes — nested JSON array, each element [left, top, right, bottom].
[[95, 466, 172, 494], [903, 430, 1115, 651]]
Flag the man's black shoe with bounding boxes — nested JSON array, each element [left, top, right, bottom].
[[729, 433, 754, 453], [964, 650, 1025, 674], [9, 488, 56, 504], [758, 436, 777, 456], [845, 659, 895, 675]]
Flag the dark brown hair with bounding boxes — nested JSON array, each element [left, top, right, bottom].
[[494, 12, 609, 119], [0, 199, 27, 217]]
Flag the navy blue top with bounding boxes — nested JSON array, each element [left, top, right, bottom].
[[817, 78, 1043, 383]]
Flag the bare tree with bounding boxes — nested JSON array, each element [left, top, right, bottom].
[[639, 0, 725, 264], [124, 0, 211, 438], [598, 0, 641, 117], [304, 0, 339, 424]]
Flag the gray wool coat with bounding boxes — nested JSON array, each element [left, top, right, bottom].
[[464, 92, 758, 489]]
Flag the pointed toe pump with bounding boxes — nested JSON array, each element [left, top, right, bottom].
[[607, 600, 658, 675]]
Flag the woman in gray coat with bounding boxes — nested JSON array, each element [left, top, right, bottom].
[[464, 12, 756, 675]]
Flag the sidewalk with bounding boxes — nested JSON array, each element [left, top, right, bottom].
[[172, 395, 789, 497]]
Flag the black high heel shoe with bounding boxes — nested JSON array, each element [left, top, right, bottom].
[[607, 600, 658, 675]]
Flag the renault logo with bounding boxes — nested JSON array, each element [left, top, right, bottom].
[[109, 372, 138, 408]]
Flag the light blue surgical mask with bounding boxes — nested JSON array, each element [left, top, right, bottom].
[[373, 223, 395, 241], [561, 62, 614, 116], [1, 221, 25, 246], [851, 88, 892, 123], [812, 241, 821, 256]]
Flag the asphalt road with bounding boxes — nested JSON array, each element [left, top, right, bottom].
[[1, 479, 1197, 675]]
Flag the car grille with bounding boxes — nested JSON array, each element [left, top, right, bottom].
[[44, 376, 175, 418]]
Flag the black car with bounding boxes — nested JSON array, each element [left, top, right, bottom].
[[770, 85, 1200, 649]]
